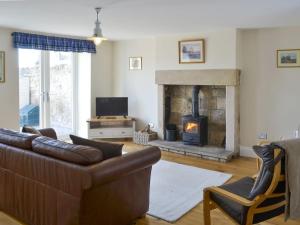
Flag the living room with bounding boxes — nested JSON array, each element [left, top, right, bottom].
[[0, 1, 300, 225]]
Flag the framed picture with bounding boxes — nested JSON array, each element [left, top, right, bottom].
[[129, 57, 142, 70], [179, 39, 205, 64], [277, 49, 300, 68], [0, 51, 4, 83]]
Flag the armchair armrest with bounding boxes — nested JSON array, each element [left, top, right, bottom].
[[205, 186, 254, 207], [86, 146, 161, 186]]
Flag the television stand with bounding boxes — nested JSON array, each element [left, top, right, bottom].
[[87, 116, 136, 139]]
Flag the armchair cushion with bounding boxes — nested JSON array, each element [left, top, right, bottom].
[[210, 177, 254, 225], [248, 145, 275, 199]]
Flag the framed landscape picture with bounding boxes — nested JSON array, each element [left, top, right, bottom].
[[0, 51, 4, 83], [129, 57, 142, 70], [277, 49, 300, 68], [179, 39, 205, 64]]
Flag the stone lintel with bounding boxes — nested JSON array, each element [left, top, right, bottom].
[[155, 69, 240, 86]]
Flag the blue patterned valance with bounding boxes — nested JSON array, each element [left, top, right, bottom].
[[12, 32, 96, 53]]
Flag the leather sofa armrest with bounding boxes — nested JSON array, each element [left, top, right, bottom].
[[38, 128, 58, 139], [86, 146, 161, 186]]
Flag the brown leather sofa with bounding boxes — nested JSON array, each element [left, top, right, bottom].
[[0, 128, 161, 225]]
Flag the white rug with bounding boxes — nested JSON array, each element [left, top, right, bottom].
[[148, 160, 232, 222]]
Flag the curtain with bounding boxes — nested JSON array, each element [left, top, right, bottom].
[[12, 32, 96, 53]]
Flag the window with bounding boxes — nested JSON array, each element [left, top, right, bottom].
[[19, 49, 90, 139]]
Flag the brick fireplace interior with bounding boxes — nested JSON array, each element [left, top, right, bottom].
[[165, 85, 226, 146]]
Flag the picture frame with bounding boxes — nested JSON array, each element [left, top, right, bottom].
[[0, 51, 5, 83], [129, 57, 142, 70], [179, 39, 205, 64], [277, 49, 300, 68]]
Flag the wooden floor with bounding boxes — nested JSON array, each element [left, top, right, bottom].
[[0, 142, 299, 225], [123, 143, 300, 225]]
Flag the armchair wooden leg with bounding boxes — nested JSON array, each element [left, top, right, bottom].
[[203, 190, 212, 225]]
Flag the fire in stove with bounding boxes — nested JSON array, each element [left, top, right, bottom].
[[185, 122, 199, 133]]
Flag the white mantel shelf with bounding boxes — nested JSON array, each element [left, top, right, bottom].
[[155, 69, 240, 86], [156, 69, 241, 159]]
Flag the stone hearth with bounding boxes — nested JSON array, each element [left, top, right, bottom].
[[154, 69, 240, 161], [149, 140, 233, 162]]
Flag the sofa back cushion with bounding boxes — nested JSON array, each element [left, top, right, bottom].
[[22, 126, 58, 139], [70, 134, 123, 160], [32, 136, 103, 166], [22, 125, 42, 135], [0, 128, 38, 150]]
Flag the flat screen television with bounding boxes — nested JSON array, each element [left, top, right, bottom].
[[96, 97, 128, 117]]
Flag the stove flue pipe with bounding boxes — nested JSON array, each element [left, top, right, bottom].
[[192, 85, 201, 118]]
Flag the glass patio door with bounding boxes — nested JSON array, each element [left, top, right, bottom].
[[19, 49, 42, 129], [19, 49, 75, 139], [47, 51, 74, 139]]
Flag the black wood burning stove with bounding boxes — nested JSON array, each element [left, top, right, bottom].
[[182, 86, 208, 146]]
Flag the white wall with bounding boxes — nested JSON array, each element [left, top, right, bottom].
[[156, 29, 238, 70], [240, 27, 300, 148], [112, 29, 238, 130], [113, 39, 157, 130], [91, 41, 114, 117], [77, 53, 91, 137], [0, 27, 19, 130]]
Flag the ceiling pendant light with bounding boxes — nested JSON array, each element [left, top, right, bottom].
[[90, 7, 107, 46]]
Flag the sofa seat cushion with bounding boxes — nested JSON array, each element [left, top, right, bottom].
[[0, 128, 39, 150], [32, 136, 103, 166], [210, 177, 255, 225], [70, 135, 123, 160]]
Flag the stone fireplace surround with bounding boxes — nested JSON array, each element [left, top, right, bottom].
[[153, 69, 240, 161]]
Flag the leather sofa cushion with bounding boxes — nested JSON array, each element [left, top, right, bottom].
[[38, 128, 58, 139], [22, 125, 42, 135], [70, 135, 123, 160], [32, 136, 103, 166], [22, 126, 58, 139], [0, 128, 38, 150]]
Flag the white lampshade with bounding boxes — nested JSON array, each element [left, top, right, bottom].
[[92, 36, 107, 46]]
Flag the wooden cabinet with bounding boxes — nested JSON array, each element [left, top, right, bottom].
[[87, 116, 136, 139]]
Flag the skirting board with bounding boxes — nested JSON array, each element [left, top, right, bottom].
[[239, 146, 256, 158]]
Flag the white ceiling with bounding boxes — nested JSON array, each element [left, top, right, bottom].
[[0, 0, 300, 40]]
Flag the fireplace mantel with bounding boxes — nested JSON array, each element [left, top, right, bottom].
[[156, 69, 241, 158], [155, 69, 240, 86]]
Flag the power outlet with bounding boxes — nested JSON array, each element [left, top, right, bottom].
[[258, 132, 268, 140], [294, 130, 299, 138]]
